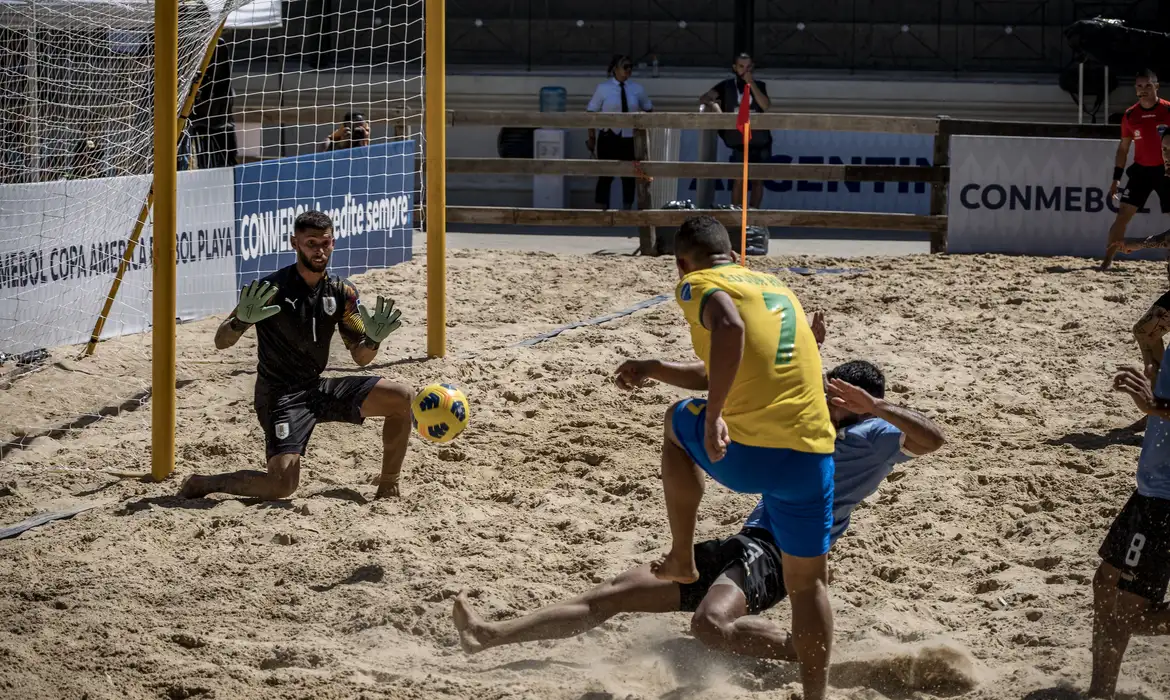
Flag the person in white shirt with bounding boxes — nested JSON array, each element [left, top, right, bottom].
[[586, 55, 653, 210]]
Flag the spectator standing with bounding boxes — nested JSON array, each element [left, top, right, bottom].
[[67, 138, 103, 179], [189, 35, 239, 169], [700, 53, 773, 209], [322, 111, 371, 152], [586, 55, 653, 210]]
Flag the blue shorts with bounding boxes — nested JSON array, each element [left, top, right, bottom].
[[671, 398, 834, 558]]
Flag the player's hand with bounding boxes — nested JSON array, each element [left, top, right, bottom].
[[359, 295, 402, 344], [234, 280, 281, 324], [1114, 365, 1158, 413], [704, 414, 730, 463], [615, 359, 657, 391], [810, 310, 827, 347], [828, 378, 879, 415], [586, 135, 596, 153], [1109, 181, 1120, 200]]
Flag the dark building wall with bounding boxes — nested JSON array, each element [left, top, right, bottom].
[[226, 0, 1161, 75]]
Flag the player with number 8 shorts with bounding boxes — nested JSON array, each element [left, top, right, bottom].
[[1090, 352, 1170, 698], [178, 210, 415, 502], [615, 215, 836, 700]]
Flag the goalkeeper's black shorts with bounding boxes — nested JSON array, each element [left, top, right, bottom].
[[254, 376, 380, 459]]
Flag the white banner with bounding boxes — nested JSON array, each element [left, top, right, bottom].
[[225, 0, 281, 29], [0, 169, 236, 355], [948, 135, 1169, 258]]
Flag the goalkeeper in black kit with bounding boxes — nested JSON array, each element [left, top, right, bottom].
[[178, 210, 415, 501]]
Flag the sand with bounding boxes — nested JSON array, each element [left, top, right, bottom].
[[1, 248, 1169, 700]]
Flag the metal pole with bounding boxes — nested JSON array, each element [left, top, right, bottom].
[[696, 116, 717, 208], [425, 0, 446, 358], [733, 0, 755, 56], [1104, 65, 1110, 123], [152, 0, 178, 482], [1078, 61, 1085, 124], [26, 32, 39, 180]]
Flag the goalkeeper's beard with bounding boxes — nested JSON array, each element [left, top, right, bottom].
[[298, 249, 330, 274]]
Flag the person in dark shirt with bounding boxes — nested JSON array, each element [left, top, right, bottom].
[[178, 210, 413, 501], [700, 53, 773, 209]]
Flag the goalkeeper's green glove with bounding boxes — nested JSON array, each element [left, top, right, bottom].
[[359, 295, 402, 344], [233, 280, 281, 325]]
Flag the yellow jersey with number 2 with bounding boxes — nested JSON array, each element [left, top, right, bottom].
[[676, 263, 835, 454]]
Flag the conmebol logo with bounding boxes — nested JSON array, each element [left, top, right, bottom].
[[958, 184, 1122, 214], [238, 193, 411, 262]]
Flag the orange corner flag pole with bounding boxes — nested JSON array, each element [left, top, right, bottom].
[[735, 82, 752, 259], [740, 123, 749, 257]]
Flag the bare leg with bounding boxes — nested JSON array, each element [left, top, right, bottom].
[[1102, 205, 1138, 270], [1133, 305, 1170, 376], [750, 180, 765, 208], [690, 566, 797, 661], [359, 380, 413, 499], [452, 565, 680, 653], [783, 551, 833, 700], [178, 453, 300, 500], [731, 178, 745, 210], [1124, 305, 1170, 432], [651, 404, 704, 584], [1089, 562, 1152, 698], [1133, 603, 1170, 635]]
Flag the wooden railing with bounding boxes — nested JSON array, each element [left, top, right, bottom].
[[236, 102, 1118, 255]]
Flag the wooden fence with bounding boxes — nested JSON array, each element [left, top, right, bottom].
[[238, 102, 1117, 255], [433, 110, 1116, 255]]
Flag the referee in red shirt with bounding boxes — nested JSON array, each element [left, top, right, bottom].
[[1104, 71, 1170, 270]]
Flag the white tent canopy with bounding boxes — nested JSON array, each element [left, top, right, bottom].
[[0, 0, 281, 31]]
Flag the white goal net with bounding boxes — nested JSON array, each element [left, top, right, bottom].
[[0, 0, 424, 471]]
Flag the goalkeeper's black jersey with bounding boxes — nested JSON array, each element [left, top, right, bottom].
[[240, 265, 367, 390]]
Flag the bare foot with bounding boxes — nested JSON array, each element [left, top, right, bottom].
[[177, 475, 209, 499], [452, 591, 492, 654], [374, 481, 400, 499], [650, 550, 699, 584]]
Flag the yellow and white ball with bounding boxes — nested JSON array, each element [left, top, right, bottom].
[[411, 383, 470, 443]]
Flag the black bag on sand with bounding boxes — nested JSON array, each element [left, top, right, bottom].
[[655, 201, 769, 257], [714, 204, 770, 257]]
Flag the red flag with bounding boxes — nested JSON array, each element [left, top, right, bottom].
[[735, 83, 752, 140]]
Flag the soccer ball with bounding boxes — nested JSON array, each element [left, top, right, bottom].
[[411, 383, 469, 443]]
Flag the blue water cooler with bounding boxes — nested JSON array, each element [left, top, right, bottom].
[[534, 87, 567, 208]]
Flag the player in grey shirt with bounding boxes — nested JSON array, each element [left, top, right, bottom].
[[452, 314, 946, 662], [1090, 349, 1170, 698]]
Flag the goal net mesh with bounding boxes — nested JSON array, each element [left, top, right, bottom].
[[0, 0, 423, 473]]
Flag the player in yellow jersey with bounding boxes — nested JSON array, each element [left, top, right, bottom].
[[615, 215, 837, 700]]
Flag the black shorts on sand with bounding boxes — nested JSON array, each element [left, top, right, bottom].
[[1099, 490, 1170, 603], [255, 376, 381, 459], [1120, 164, 1170, 213], [679, 528, 787, 615], [1151, 290, 1170, 311]]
